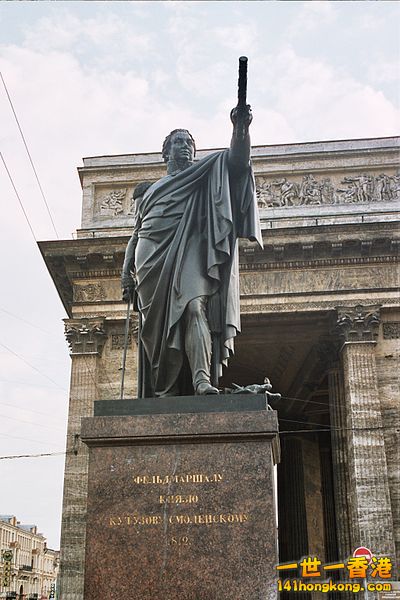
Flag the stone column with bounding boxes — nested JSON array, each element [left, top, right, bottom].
[[278, 437, 308, 561], [320, 446, 339, 563], [328, 364, 352, 559], [278, 437, 310, 600], [58, 319, 106, 600], [336, 306, 396, 565]]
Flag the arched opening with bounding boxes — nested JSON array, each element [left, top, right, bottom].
[[222, 309, 339, 587]]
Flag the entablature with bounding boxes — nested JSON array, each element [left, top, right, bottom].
[[39, 218, 399, 317]]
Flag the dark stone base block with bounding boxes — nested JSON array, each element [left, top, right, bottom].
[[81, 396, 280, 600]]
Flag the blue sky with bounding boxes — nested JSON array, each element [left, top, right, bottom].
[[0, 0, 399, 548]]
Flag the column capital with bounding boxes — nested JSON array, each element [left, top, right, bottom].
[[336, 304, 380, 344], [64, 318, 107, 356]]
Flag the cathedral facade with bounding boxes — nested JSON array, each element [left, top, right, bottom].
[[40, 136, 400, 598]]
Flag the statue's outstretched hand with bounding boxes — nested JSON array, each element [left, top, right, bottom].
[[230, 104, 253, 127]]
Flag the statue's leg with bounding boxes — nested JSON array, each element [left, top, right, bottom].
[[184, 297, 219, 395]]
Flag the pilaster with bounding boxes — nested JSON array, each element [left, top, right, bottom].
[[336, 305, 396, 569], [58, 318, 107, 600]]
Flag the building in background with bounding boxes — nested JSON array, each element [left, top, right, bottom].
[[40, 136, 399, 599], [0, 515, 59, 600]]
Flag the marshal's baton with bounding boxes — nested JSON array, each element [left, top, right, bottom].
[[237, 56, 248, 140], [238, 55, 248, 109]]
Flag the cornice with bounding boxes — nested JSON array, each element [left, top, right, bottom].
[[251, 146, 399, 170], [80, 136, 399, 169]]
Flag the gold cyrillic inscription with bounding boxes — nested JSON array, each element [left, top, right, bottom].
[[159, 494, 198, 505], [169, 512, 249, 525], [133, 473, 223, 485], [108, 512, 249, 528], [109, 514, 162, 527]]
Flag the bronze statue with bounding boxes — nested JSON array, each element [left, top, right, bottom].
[[122, 58, 262, 398]]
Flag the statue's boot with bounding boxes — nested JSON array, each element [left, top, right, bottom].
[[185, 297, 219, 396], [195, 381, 219, 395]]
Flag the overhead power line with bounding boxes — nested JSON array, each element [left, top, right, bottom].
[[1, 152, 37, 242], [0, 450, 69, 461], [0, 431, 63, 447], [0, 417, 398, 461], [0, 399, 65, 421], [0, 340, 66, 391], [0, 413, 65, 433], [0, 77, 117, 401], [0, 71, 59, 239], [0, 307, 61, 338]]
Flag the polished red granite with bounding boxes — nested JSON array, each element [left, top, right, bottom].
[[81, 405, 279, 600]]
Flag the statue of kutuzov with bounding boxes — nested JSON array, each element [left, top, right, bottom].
[[122, 65, 262, 398]]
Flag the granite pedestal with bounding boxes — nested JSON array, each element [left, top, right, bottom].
[[81, 395, 280, 600]]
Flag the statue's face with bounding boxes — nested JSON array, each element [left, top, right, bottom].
[[169, 131, 195, 165]]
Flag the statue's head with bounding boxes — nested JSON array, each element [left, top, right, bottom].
[[162, 129, 196, 167]]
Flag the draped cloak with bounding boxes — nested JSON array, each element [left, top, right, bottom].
[[135, 149, 262, 397]]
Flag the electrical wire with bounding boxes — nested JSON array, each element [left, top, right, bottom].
[[0, 400, 65, 421], [0, 451, 70, 461], [0, 413, 65, 433], [67, 304, 117, 399], [0, 99, 120, 402], [281, 395, 329, 408], [279, 417, 399, 433], [0, 71, 59, 239], [0, 379, 67, 391], [0, 431, 63, 447], [0, 417, 397, 461], [0, 80, 126, 409], [1, 151, 37, 242], [0, 304, 114, 398], [0, 307, 62, 338], [0, 341, 66, 391]]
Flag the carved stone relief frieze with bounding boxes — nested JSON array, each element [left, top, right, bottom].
[[99, 189, 126, 216], [95, 181, 156, 219], [111, 334, 132, 350], [382, 322, 400, 339], [109, 315, 139, 350], [127, 197, 136, 215], [256, 171, 400, 208], [73, 283, 106, 303]]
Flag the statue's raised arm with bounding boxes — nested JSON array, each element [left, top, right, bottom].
[[229, 56, 252, 173]]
